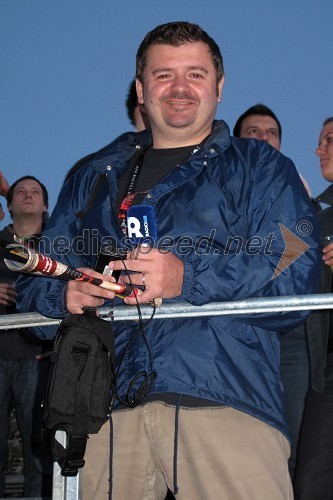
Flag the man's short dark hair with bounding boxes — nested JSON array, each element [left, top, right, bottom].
[[7, 175, 48, 207], [323, 117, 333, 127], [126, 79, 138, 127], [136, 21, 224, 87], [233, 104, 282, 142]]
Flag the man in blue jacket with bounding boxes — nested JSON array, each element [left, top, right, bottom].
[[17, 22, 320, 499]]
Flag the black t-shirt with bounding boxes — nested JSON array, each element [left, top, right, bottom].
[[115, 144, 196, 216]]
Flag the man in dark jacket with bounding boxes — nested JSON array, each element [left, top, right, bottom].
[[0, 176, 53, 498], [233, 103, 320, 480], [294, 118, 333, 500], [17, 22, 320, 499]]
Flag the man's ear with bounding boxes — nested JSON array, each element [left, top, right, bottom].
[[136, 79, 144, 105], [217, 75, 225, 103]]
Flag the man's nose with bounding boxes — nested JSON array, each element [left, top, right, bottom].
[[316, 144, 325, 157], [170, 75, 190, 92], [259, 130, 268, 141]]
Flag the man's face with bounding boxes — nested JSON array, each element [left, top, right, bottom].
[[136, 42, 224, 147], [316, 121, 333, 182], [8, 179, 46, 218], [239, 115, 281, 150]]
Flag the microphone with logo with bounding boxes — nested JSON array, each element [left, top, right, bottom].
[[126, 205, 162, 307], [93, 205, 156, 299], [127, 205, 157, 246]]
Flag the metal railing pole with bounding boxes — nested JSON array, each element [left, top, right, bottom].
[[1, 293, 333, 330], [52, 430, 81, 500]]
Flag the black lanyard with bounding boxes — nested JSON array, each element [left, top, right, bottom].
[[117, 149, 146, 234]]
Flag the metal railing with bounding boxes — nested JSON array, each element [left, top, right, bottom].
[[1, 293, 333, 330], [1, 292, 332, 499], [52, 431, 82, 500]]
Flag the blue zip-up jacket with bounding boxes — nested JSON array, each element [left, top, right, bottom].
[[16, 120, 321, 437]]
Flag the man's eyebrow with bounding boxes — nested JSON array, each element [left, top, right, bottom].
[[151, 65, 209, 75], [187, 65, 208, 74], [151, 67, 172, 75]]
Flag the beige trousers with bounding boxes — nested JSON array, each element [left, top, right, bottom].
[[83, 403, 293, 500]]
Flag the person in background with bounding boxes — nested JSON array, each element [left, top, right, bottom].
[[64, 79, 149, 182], [0, 172, 10, 199], [233, 103, 282, 150], [234, 103, 320, 480], [0, 176, 53, 498], [126, 78, 150, 132], [233, 103, 313, 197], [17, 22, 320, 499], [294, 117, 333, 500]]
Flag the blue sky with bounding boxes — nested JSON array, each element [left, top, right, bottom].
[[1, 1, 332, 225]]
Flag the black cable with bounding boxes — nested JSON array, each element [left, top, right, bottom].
[[114, 259, 157, 408]]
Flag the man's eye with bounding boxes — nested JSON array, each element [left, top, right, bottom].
[[268, 130, 278, 137], [327, 136, 333, 144], [248, 129, 258, 136], [190, 73, 203, 78], [157, 74, 170, 80]]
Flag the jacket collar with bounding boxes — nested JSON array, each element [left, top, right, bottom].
[[92, 119, 231, 175], [137, 119, 231, 154], [315, 184, 333, 206], [204, 119, 231, 153]]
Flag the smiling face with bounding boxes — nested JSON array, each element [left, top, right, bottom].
[[136, 42, 224, 148], [239, 115, 281, 150], [316, 121, 333, 182], [8, 179, 47, 218]]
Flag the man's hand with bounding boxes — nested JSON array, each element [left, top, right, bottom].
[[0, 283, 17, 306], [65, 267, 117, 314], [322, 241, 333, 271], [0, 172, 10, 197], [110, 247, 184, 305]]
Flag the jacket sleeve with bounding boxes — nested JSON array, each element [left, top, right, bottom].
[[177, 144, 321, 331]]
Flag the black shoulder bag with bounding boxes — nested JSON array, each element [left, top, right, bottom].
[[43, 313, 116, 476]]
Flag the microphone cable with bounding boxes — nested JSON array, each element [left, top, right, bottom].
[[114, 259, 157, 408]]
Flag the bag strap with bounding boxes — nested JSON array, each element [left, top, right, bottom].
[[95, 327, 116, 368], [75, 173, 105, 220], [72, 340, 91, 432], [50, 426, 87, 477]]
